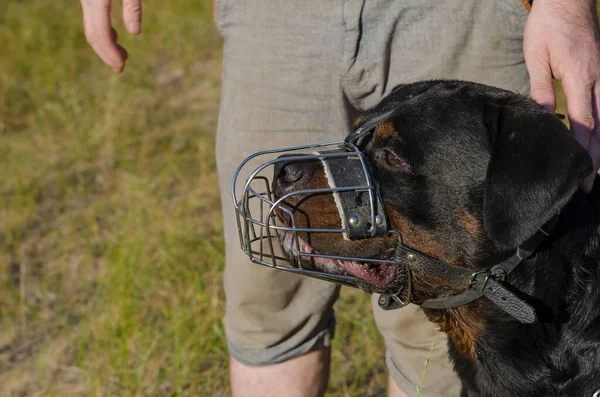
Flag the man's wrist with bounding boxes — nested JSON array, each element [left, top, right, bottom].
[[532, 0, 598, 28], [533, 0, 596, 14]]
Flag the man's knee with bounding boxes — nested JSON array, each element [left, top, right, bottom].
[[224, 262, 339, 366]]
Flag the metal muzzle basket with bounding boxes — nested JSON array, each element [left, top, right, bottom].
[[231, 137, 400, 292]]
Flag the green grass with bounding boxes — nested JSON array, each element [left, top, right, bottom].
[[0, 1, 387, 396]]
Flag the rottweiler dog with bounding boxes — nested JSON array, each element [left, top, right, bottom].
[[271, 80, 600, 397]]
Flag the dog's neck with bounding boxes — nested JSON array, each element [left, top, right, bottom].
[[422, 187, 600, 396]]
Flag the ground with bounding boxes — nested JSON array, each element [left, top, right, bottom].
[[0, 1, 390, 396]]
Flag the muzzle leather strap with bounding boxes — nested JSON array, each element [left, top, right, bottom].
[[379, 215, 559, 324], [316, 150, 388, 240], [346, 107, 400, 148]]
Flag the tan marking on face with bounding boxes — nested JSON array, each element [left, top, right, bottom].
[[275, 166, 395, 256], [274, 168, 336, 228], [387, 207, 459, 264], [376, 121, 396, 139]]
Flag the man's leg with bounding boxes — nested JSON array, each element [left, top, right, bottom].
[[230, 348, 330, 397], [388, 374, 409, 397], [214, 1, 353, 396]]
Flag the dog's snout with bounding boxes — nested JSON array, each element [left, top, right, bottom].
[[273, 155, 321, 194]]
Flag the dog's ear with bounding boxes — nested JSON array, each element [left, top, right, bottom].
[[482, 102, 592, 249]]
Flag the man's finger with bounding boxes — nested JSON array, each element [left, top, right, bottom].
[[583, 85, 600, 192], [110, 28, 129, 62], [528, 58, 556, 112], [123, 0, 142, 35], [562, 77, 595, 191], [81, 0, 125, 72], [564, 78, 595, 148]]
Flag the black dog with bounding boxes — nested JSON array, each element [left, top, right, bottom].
[[272, 80, 600, 397]]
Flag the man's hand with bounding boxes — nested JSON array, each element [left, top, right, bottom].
[[80, 0, 142, 73], [524, 0, 600, 192]]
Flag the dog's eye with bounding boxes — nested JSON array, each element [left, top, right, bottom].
[[384, 150, 408, 170]]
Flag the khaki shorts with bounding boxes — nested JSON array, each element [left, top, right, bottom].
[[215, 1, 530, 396]]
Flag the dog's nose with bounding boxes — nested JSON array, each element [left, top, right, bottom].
[[278, 161, 305, 184], [273, 155, 321, 195]]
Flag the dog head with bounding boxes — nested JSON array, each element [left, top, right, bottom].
[[272, 80, 592, 300]]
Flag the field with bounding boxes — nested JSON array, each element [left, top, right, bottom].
[[0, 1, 389, 396]]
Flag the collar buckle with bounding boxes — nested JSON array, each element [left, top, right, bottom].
[[468, 265, 508, 293]]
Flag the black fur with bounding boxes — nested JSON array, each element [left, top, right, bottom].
[[454, 186, 600, 397]]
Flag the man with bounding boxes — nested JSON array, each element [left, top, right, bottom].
[[80, 0, 600, 396]]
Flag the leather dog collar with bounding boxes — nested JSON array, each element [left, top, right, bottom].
[[378, 215, 558, 324]]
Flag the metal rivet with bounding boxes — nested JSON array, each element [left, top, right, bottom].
[[348, 216, 360, 227], [375, 215, 384, 226], [355, 128, 363, 135], [406, 254, 416, 263]]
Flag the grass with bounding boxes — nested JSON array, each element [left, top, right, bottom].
[[0, 1, 387, 396]]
